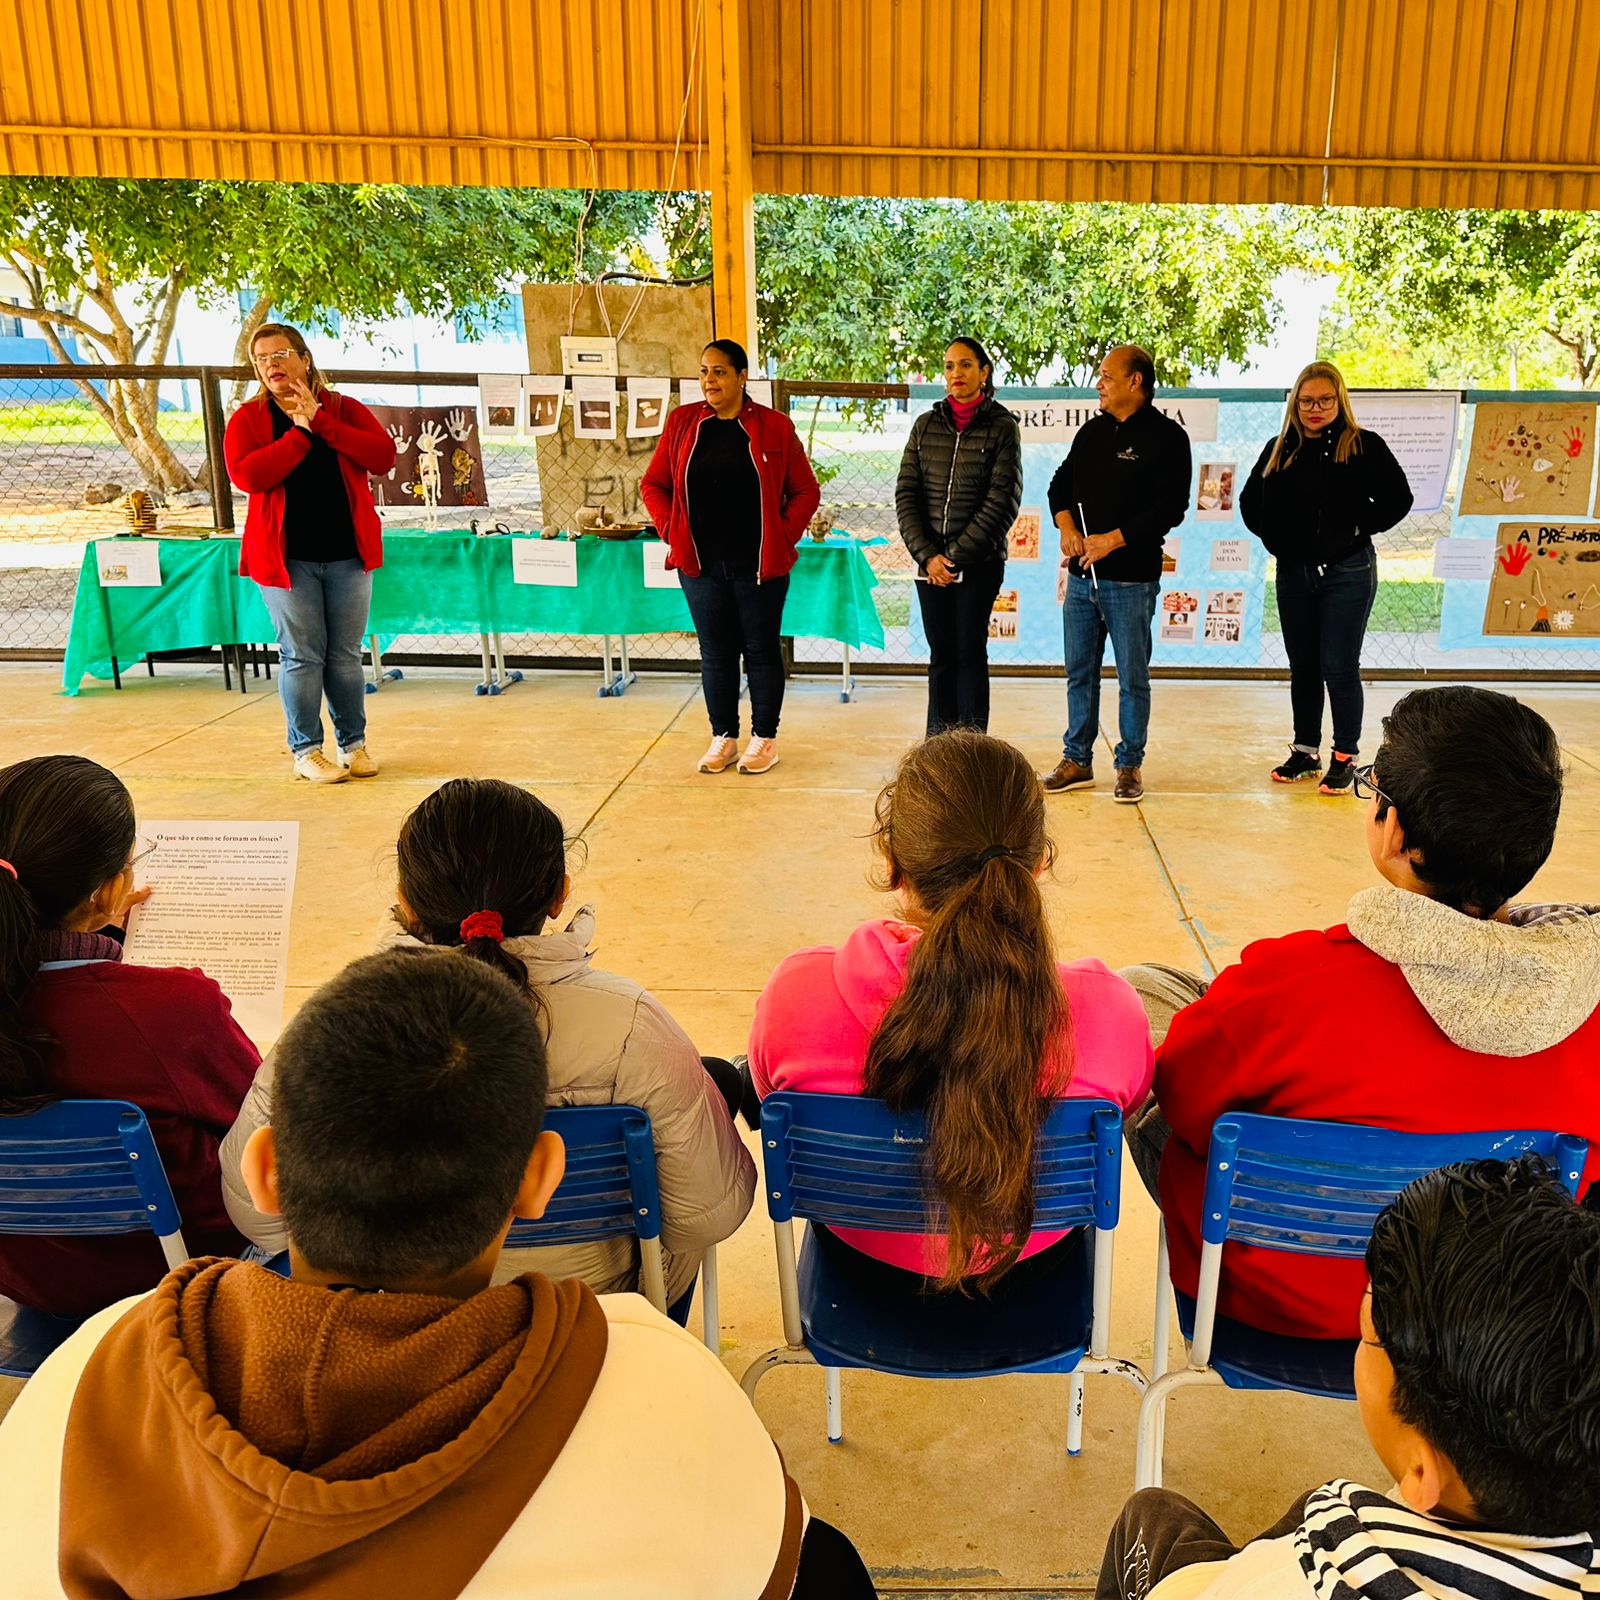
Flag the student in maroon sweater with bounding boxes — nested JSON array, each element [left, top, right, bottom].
[[0, 756, 260, 1317]]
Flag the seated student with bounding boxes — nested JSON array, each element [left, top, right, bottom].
[[221, 777, 754, 1318], [1126, 687, 1600, 1340], [1096, 1155, 1600, 1599], [0, 949, 875, 1598], [749, 730, 1153, 1287], [0, 755, 259, 1317]]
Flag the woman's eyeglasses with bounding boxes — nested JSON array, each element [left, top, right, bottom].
[[1297, 395, 1338, 411], [129, 835, 159, 869], [254, 350, 297, 368], [1351, 764, 1390, 805]]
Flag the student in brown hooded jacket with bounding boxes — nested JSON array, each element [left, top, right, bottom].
[[0, 948, 875, 1600]]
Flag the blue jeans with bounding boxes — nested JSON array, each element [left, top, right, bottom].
[[678, 566, 790, 740], [258, 559, 371, 755], [1274, 545, 1378, 757], [1062, 575, 1160, 770]]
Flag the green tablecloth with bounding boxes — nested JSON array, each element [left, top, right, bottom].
[[63, 531, 884, 693]]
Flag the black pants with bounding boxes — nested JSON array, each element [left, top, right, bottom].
[[1274, 545, 1378, 757], [1096, 1488, 1311, 1599], [794, 1517, 877, 1598], [679, 566, 790, 740], [916, 557, 1006, 736]]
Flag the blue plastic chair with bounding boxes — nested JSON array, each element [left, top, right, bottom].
[[504, 1104, 719, 1349], [1135, 1113, 1588, 1489], [740, 1092, 1145, 1453], [0, 1098, 191, 1378]]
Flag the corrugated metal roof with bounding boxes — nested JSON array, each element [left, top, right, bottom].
[[2, 0, 1597, 208]]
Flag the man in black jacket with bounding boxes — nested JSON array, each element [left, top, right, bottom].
[[1042, 346, 1191, 803]]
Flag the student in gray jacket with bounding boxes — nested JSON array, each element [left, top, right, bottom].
[[221, 778, 755, 1318]]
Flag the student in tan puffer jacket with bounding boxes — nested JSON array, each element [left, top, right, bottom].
[[222, 778, 755, 1317]]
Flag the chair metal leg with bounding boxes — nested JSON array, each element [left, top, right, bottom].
[[1153, 1226, 1172, 1381], [825, 1365, 842, 1443], [700, 1246, 720, 1350], [1066, 1372, 1085, 1456], [1135, 1366, 1224, 1490], [740, 1343, 815, 1403]]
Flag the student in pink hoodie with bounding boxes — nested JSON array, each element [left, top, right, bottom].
[[749, 730, 1153, 1287]]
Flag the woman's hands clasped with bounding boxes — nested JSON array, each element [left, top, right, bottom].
[[283, 380, 321, 431]]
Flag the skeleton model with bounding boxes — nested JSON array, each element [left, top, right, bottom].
[[413, 420, 446, 511]]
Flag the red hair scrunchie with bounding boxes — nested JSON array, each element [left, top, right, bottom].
[[459, 910, 505, 944]]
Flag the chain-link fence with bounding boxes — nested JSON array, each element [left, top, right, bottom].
[[3, 363, 1596, 677]]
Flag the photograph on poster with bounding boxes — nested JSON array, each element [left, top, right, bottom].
[[988, 588, 1020, 640], [521, 377, 565, 437], [1196, 461, 1236, 521], [1007, 508, 1042, 561], [626, 376, 673, 439], [573, 376, 618, 441], [1162, 534, 1181, 573], [1203, 588, 1244, 644], [479, 374, 522, 437], [1482, 522, 1600, 637], [1461, 402, 1596, 516], [1160, 589, 1200, 643]]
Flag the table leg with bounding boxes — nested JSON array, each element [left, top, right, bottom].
[[840, 643, 854, 703], [476, 634, 494, 695], [111, 654, 122, 691], [616, 635, 636, 695], [365, 634, 404, 694], [487, 632, 523, 696], [598, 634, 618, 698]]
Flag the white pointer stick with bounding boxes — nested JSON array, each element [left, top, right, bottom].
[[1078, 502, 1098, 590]]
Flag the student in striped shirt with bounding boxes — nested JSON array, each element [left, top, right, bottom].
[[1097, 1155, 1600, 1600]]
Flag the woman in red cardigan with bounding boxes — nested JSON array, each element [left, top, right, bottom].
[[0, 755, 261, 1317], [224, 323, 396, 785], [641, 340, 819, 776]]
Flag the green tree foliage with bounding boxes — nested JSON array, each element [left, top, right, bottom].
[[0, 177, 651, 490], [663, 195, 1300, 387], [1313, 208, 1600, 388]]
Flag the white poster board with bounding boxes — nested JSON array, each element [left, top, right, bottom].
[[478, 373, 523, 437], [521, 376, 565, 437], [511, 538, 579, 586], [94, 539, 161, 588], [122, 821, 299, 1048], [1432, 537, 1497, 580], [641, 540, 679, 589], [1348, 390, 1461, 515], [1012, 397, 1219, 443], [625, 376, 672, 439], [572, 375, 618, 440]]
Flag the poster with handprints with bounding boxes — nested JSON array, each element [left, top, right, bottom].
[[368, 405, 489, 510], [1461, 403, 1596, 517], [1482, 522, 1600, 637]]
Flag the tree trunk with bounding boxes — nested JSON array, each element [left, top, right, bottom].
[[229, 296, 274, 409]]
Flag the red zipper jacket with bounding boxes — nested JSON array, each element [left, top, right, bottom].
[[639, 398, 820, 580], [224, 390, 397, 588]]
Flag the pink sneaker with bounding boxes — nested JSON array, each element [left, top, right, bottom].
[[737, 736, 780, 775], [697, 735, 738, 774]]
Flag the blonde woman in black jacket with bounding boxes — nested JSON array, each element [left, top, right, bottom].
[[895, 336, 1023, 735], [1241, 361, 1412, 794]]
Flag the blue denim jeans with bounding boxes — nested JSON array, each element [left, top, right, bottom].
[[258, 559, 371, 755], [678, 566, 790, 740], [1062, 575, 1160, 770], [1274, 545, 1378, 757]]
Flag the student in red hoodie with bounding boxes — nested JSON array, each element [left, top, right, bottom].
[[1126, 686, 1600, 1340], [224, 322, 396, 786], [640, 339, 819, 778], [0, 755, 260, 1318]]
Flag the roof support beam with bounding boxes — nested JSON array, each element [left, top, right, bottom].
[[705, 0, 758, 365]]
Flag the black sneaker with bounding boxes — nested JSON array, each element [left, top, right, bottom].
[[1271, 749, 1320, 784], [1319, 756, 1356, 795]]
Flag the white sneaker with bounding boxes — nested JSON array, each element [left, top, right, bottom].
[[737, 736, 780, 775], [293, 748, 350, 784], [698, 735, 739, 774], [339, 745, 379, 778]]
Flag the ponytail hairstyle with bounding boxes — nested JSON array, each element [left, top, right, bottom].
[[393, 779, 570, 1026], [250, 322, 331, 405], [1263, 359, 1364, 475], [947, 335, 996, 398], [863, 731, 1069, 1289], [0, 756, 137, 1105]]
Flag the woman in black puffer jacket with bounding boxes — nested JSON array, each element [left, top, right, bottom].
[[1241, 361, 1412, 795], [895, 336, 1023, 735]]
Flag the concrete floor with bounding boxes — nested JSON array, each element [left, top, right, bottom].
[[4, 661, 1598, 1595]]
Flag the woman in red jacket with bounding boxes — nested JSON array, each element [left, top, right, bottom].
[[641, 340, 819, 776], [224, 323, 396, 785], [0, 755, 261, 1317]]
